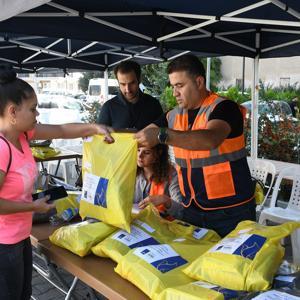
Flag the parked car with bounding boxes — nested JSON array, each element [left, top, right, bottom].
[[241, 100, 297, 123], [87, 78, 119, 104], [37, 94, 86, 124]]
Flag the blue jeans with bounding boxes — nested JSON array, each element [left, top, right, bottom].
[[182, 200, 256, 238], [0, 238, 32, 300]]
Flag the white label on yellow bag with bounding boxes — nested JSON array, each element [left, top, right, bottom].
[[209, 234, 266, 260], [133, 220, 155, 233], [111, 225, 159, 248], [192, 281, 239, 298], [275, 275, 296, 282], [70, 219, 98, 227], [82, 173, 109, 208], [173, 238, 186, 242], [133, 244, 187, 273], [252, 290, 300, 299], [192, 228, 208, 239]]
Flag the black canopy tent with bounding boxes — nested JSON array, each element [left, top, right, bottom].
[[1, 0, 300, 158], [1, 0, 300, 59], [0, 33, 215, 72]]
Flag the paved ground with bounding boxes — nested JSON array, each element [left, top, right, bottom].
[[31, 254, 106, 300]]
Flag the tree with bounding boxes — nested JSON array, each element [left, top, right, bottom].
[[141, 62, 169, 97], [78, 71, 103, 93], [200, 57, 222, 91], [142, 57, 222, 111]]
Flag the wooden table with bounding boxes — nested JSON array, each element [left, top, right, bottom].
[[30, 223, 149, 300]]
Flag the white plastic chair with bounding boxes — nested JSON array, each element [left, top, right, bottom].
[[259, 166, 300, 265], [247, 158, 276, 208]]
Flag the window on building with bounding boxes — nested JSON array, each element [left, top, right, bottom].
[[236, 78, 242, 88], [280, 77, 290, 87]]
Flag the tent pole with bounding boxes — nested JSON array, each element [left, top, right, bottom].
[[206, 57, 211, 90], [251, 55, 259, 159], [242, 56, 245, 94], [104, 54, 108, 103]]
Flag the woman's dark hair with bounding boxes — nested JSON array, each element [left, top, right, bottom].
[[137, 144, 171, 183], [0, 65, 35, 116]]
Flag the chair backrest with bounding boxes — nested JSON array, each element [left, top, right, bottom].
[[269, 166, 300, 210], [247, 158, 276, 201]]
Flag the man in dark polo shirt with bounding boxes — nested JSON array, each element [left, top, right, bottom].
[[97, 60, 163, 130]]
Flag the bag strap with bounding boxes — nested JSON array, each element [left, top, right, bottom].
[[0, 136, 12, 173]]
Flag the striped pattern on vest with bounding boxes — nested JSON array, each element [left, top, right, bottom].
[[166, 92, 254, 210]]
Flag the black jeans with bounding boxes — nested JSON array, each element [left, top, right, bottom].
[[182, 200, 256, 238], [0, 238, 32, 300]]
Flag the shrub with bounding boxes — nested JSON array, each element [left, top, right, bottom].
[[161, 86, 177, 111], [218, 86, 250, 104], [82, 101, 102, 123], [244, 108, 300, 163]]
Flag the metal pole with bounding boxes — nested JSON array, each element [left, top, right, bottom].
[[104, 54, 108, 102], [206, 57, 211, 90], [251, 55, 259, 159], [242, 56, 245, 94]]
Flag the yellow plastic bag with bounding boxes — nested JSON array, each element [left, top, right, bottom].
[[31, 146, 60, 159], [80, 133, 137, 232], [55, 191, 81, 215], [115, 240, 214, 300], [158, 281, 243, 300], [49, 219, 116, 257], [183, 221, 300, 292], [92, 206, 177, 262], [167, 220, 221, 243], [254, 180, 265, 205]]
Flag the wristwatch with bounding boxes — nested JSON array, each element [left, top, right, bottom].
[[157, 127, 169, 144]]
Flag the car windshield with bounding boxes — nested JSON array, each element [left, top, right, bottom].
[[62, 101, 82, 110], [89, 85, 101, 96], [108, 86, 119, 95], [242, 101, 292, 117]]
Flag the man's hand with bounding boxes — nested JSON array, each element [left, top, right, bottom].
[[135, 127, 160, 147], [95, 124, 114, 143], [138, 195, 171, 209]]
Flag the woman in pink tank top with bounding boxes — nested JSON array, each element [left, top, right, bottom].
[[0, 65, 114, 300]]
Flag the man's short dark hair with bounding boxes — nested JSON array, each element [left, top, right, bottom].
[[167, 54, 206, 81], [114, 60, 141, 82]]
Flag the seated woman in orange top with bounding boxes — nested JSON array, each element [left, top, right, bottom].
[[134, 144, 183, 220]]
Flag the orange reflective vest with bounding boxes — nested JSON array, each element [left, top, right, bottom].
[[167, 93, 254, 210], [149, 181, 174, 221]]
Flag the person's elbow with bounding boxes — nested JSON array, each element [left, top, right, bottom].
[[206, 137, 224, 150]]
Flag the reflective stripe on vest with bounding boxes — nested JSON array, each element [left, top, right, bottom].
[[167, 92, 253, 210]]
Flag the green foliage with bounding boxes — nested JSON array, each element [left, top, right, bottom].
[[142, 62, 169, 99], [142, 57, 222, 110], [82, 101, 102, 123], [161, 86, 177, 111], [199, 57, 222, 91], [218, 86, 251, 104], [244, 104, 300, 163], [78, 71, 103, 93], [259, 80, 300, 101]]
